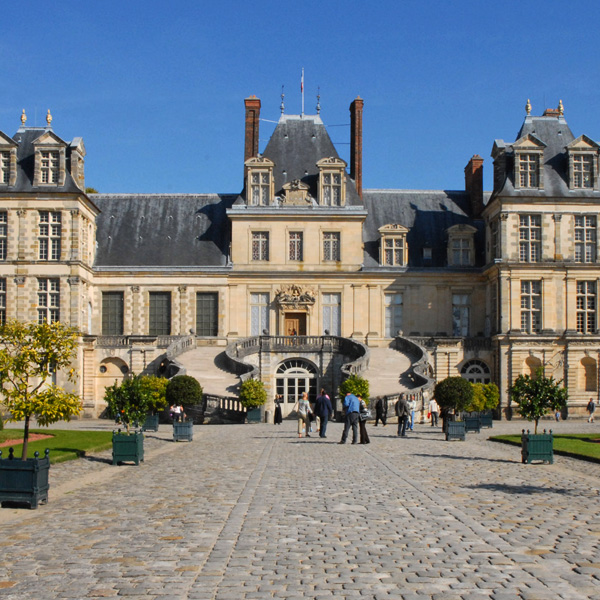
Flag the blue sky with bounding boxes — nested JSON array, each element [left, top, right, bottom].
[[3, 0, 600, 194]]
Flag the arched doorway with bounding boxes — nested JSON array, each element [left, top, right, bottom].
[[275, 359, 318, 417]]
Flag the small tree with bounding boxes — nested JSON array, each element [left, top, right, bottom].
[[509, 368, 568, 434], [434, 376, 474, 416], [165, 375, 203, 407], [104, 375, 151, 432], [0, 320, 82, 459], [138, 375, 168, 414], [338, 375, 370, 404], [468, 382, 500, 413], [238, 378, 267, 410]]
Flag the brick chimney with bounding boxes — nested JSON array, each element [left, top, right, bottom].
[[349, 97, 364, 198], [464, 155, 484, 217], [244, 96, 261, 178]]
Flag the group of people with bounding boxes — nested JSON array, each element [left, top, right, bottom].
[[286, 389, 334, 438]]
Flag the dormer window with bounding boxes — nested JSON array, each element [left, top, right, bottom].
[[0, 132, 17, 186], [33, 131, 67, 187], [245, 156, 275, 206], [0, 152, 9, 183], [567, 136, 600, 191], [519, 154, 540, 188], [513, 134, 545, 190], [251, 172, 270, 205], [447, 224, 477, 267], [317, 157, 346, 206], [379, 224, 409, 267], [41, 151, 59, 183]]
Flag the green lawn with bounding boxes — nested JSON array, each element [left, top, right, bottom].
[[491, 433, 600, 463], [0, 430, 113, 464]]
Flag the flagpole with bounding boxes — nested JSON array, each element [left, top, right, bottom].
[[301, 68, 304, 117]]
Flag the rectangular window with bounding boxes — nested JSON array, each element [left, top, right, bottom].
[[576, 281, 596, 334], [490, 282, 498, 334], [384, 237, 404, 266], [149, 292, 171, 335], [573, 155, 593, 188], [322, 293, 341, 336], [490, 219, 499, 260], [520, 281, 542, 333], [323, 232, 340, 261], [39, 211, 61, 261], [38, 278, 60, 323], [575, 215, 597, 263], [251, 232, 269, 261], [250, 172, 270, 206], [451, 238, 471, 265], [0, 211, 6, 260], [322, 173, 342, 206], [519, 215, 541, 262], [289, 232, 303, 261], [384, 293, 403, 337], [452, 294, 470, 336], [40, 151, 59, 184], [250, 292, 269, 336], [196, 292, 218, 337], [519, 153, 539, 188], [0, 151, 9, 184], [102, 292, 124, 335], [0, 278, 5, 325]]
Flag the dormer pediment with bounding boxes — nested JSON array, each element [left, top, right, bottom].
[[244, 156, 275, 169], [0, 131, 18, 148], [446, 224, 477, 235], [378, 223, 409, 235], [33, 130, 67, 148], [567, 135, 600, 152], [316, 156, 347, 169], [512, 133, 546, 150]]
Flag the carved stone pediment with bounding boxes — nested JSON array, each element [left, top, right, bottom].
[[275, 284, 316, 310], [281, 179, 312, 206]]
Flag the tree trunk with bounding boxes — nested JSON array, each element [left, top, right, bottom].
[[21, 415, 31, 460]]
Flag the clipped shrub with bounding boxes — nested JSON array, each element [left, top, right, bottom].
[[434, 376, 474, 414], [165, 375, 203, 407], [338, 374, 370, 404], [239, 378, 267, 409], [468, 382, 500, 413]]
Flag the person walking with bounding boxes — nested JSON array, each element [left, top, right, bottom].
[[293, 392, 312, 438], [314, 388, 333, 438], [587, 397, 596, 423], [358, 394, 370, 444], [375, 396, 387, 427], [395, 394, 410, 437], [429, 397, 440, 427], [409, 396, 417, 430], [274, 394, 283, 425], [339, 391, 360, 444]]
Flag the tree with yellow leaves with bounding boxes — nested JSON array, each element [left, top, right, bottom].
[[0, 320, 82, 459]]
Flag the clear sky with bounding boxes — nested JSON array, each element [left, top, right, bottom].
[[3, 0, 600, 195]]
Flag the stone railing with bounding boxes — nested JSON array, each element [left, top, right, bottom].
[[90, 335, 187, 349], [393, 336, 436, 411]]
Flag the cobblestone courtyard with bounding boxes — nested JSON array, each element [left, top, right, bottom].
[[1, 419, 599, 599]]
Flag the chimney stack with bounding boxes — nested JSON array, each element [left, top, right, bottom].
[[464, 155, 484, 217], [244, 96, 261, 177], [350, 97, 364, 198]]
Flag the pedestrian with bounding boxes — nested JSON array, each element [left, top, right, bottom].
[[395, 394, 410, 437], [587, 397, 596, 423], [358, 394, 370, 444], [274, 394, 283, 425], [293, 392, 313, 437], [555, 409, 560, 422], [314, 388, 333, 438], [409, 395, 417, 430], [375, 396, 387, 426], [170, 403, 183, 423], [429, 397, 439, 427], [339, 391, 360, 444]]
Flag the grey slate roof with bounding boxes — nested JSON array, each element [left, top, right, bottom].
[[92, 194, 236, 269]]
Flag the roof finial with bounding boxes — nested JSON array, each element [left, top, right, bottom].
[[280, 85, 285, 115], [21, 109, 27, 126], [46, 109, 53, 127], [558, 99, 564, 116], [525, 99, 531, 116], [316, 87, 321, 115]]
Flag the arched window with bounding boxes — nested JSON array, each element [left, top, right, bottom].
[[460, 359, 491, 384]]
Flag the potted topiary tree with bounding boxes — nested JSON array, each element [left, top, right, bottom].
[[434, 376, 474, 441], [509, 368, 568, 464], [139, 375, 168, 432], [165, 375, 203, 441], [238, 378, 267, 423], [470, 382, 500, 428], [0, 320, 82, 508]]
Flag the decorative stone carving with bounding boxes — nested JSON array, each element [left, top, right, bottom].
[[275, 284, 316, 310], [13, 276, 26, 285], [281, 179, 312, 205], [130, 286, 140, 293], [67, 276, 80, 286]]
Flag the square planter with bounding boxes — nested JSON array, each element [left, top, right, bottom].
[[142, 414, 159, 432], [0, 448, 50, 509], [464, 415, 481, 433], [521, 430, 553, 464], [246, 407, 262, 423], [479, 411, 494, 428], [112, 431, 144, 465], [173, 420, 194, 442], [445, 420, 466, 441]]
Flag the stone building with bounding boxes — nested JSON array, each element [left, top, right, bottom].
[[0, 96, 598, 419]]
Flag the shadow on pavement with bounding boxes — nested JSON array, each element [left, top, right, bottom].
[[464, 482, 581, 496]]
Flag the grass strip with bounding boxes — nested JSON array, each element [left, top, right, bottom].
[[0, 430, 114, 464], [490, 433, 600, 463]]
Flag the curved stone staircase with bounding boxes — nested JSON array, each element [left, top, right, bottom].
[[175, 346, 240, 397]]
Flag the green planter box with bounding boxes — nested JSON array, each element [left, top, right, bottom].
[[142, 414, 159, 432], [445, 420, 466, 441], [479, 411, 494, 428], [246, 407, 262, 423], [521, 430, 553, 464], [112, 431, 144, 465], [0, 448, 50, 509], [173, 420, 193, 442], [464, 415, 481, 433]]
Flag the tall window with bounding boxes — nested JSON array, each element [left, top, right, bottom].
[[149, 292, 171, 335], [519, 215, 541, 262], [289, 232, 303, 261], [38, 278, 60, 323], [384, 237, 405, 266], [519, 153, 540, 188], [573, 155, 594, 188], [0, 211, 6, 260], [251, 232, 269, 261], [575, 215, 597, 263], [490, 282, 498, 335], [250, 172, 270, 206], [520, 281, 542, 333], [250, 292, 269, 336], [322, 293, 341, 335], [576, 281, 596, 334], [323, 232, 340, 262], [451, 238, 471, 266], [39, 211, 61, 261], [0, 151, 9, 184], [452, 294, 470, 336], [102, 292, 124, 335], [490, 219, 499, 260], [196, 292, 218, 337], [40, 151, 59, 184], [384, 293, 403, 337], [0, 278, 5, 325], [322, 173, 342, 206]]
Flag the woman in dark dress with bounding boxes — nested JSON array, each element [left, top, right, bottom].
[[274, 394, 283, 425], [358, 395, 370, 444]]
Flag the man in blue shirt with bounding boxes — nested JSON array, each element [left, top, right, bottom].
[[339, 392, 360, 444]]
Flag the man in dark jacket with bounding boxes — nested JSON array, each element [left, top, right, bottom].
[[395, 395, 410, 437], [314, 388, 333, 438]]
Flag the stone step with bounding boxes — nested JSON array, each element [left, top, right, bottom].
[[176, 346, 240, 397], [362, 346, 418, 397]]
